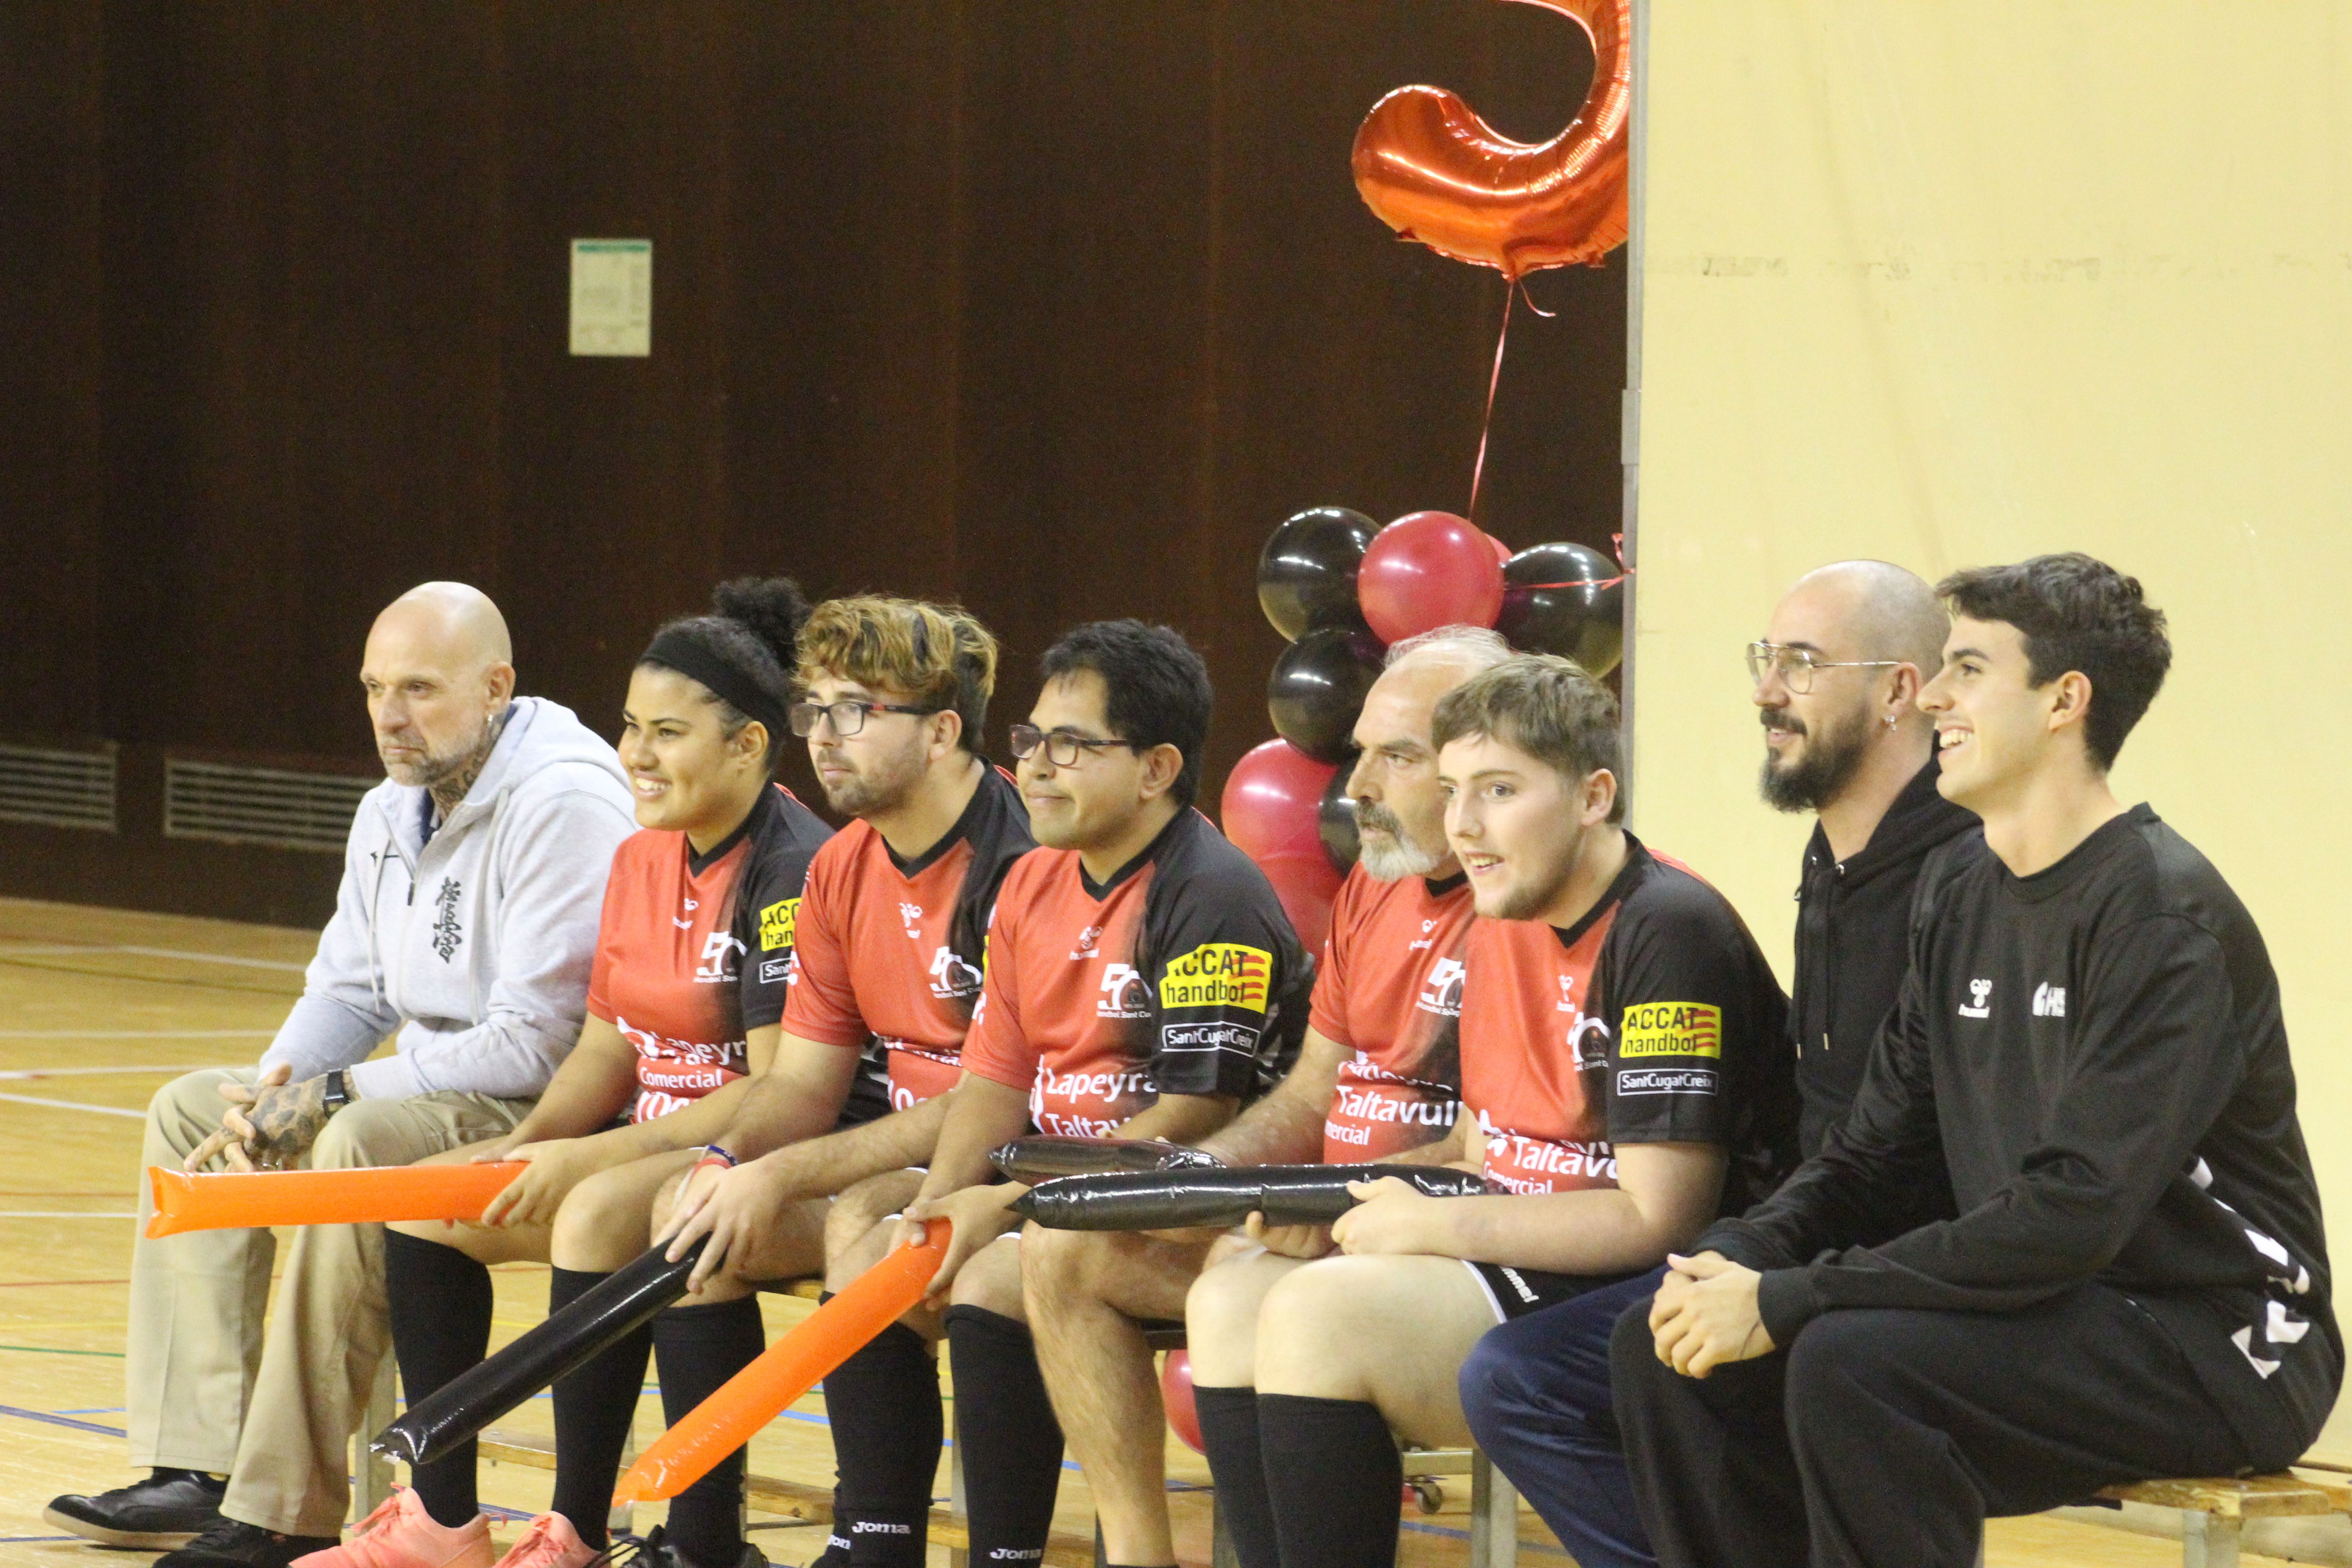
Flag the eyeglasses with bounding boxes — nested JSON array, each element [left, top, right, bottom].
[[1745, 642, 1903, 695], [787, 699, 940, 738], [1008, 724, 1140, 767]]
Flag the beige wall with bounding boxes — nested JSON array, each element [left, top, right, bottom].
[[1629, 3, 2352, 1443]]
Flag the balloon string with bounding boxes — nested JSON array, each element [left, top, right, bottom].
[[1467, 280, 1515, 524]]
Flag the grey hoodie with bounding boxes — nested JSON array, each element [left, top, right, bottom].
[[259, 696, 637, 1100]]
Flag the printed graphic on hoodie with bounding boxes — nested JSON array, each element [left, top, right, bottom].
[[257, 695, 638, 1104], [1459, 838, 1793, 1209], [962, 809, 1308, 1136], [1310, 867, 1475, 1160], [588, 786, 834, 1122], [783, 768, 1036, 1109]]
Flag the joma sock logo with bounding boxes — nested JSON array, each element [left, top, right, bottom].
[[431, 878, 464, 961]]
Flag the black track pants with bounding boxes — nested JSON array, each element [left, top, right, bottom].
[[1609, 1282, 2266, 1568]]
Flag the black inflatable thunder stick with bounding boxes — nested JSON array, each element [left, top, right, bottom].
[[372, 1238, 705, 1468], [1009, 1164, 1493, 1232], [988, 1136, 1224, 1182]]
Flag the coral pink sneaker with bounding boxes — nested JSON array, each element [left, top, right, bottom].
[[290, 1489, 494, 1568], [487, 1513, 595, 1568]]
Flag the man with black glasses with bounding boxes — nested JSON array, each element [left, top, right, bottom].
[[662, 619, 1307, 1568]]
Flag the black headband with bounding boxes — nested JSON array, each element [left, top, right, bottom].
[[639, 627, 792, 738]]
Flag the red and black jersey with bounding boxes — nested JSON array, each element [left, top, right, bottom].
[[1460, 836, 1795, 1209], [1311, 867, 1477, 1161], [963, 809, 1310, 1136], [588, 785, 834, 1123], [782, 765, 1036, 1110]]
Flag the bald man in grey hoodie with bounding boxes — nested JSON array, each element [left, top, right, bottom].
[[49, 584, 637, 1564]]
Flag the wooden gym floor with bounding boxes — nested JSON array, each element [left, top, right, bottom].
[[0, 896, 2307, 1568]]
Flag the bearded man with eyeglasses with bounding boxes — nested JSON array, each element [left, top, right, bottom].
[[1457, 561, 1980, 1568]]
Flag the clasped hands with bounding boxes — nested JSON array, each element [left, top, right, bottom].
[[1649, 1251, 1774, 1377], [185, 1064, 331, 1172]]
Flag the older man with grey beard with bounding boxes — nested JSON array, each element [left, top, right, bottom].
[[1016, 626, 1510, 1568], [49, 583, 636, 1568]]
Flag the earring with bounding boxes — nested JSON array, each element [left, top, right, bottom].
[[1884, 715, 1899, 730]]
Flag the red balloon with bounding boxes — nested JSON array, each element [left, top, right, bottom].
[[1358, 511, 1505, 644], [1161, 1350, 1204, 1456], [1351, 0, 1631, 279], [1488, 533, 1512, 565], [1258, 851, 1344, 958], [1220, 740, 1336, 863]]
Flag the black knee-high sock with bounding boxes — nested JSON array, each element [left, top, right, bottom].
[[1193, 1388, 1277, 1568], [384, 1230, 494, 1529], [548, 1267, 654, 1551], [819, 1316, 939, 1568], [1256, 1395, 1400, 1568], [942, 1307, 1063, 1568], [652, 1296, 768, 1568]]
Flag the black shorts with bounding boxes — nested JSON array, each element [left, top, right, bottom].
[[1464, 1260, 1616, 1322]]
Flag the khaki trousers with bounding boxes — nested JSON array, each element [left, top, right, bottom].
[[129, 1067, 530, 1535]]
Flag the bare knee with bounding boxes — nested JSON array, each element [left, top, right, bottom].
[[647, 1168, 692, 1236], [1186, 1252, 1285, 1387], [948, 1238, 1026, 1320], [551, 1163, 657, 1269]]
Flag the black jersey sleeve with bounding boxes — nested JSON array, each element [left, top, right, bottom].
[[732, 792, 834, 1033], [1598, 863, 1786, 1150], [1142, 813, 1310, 1101]]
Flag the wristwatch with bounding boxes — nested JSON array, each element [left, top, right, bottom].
[[322, 1070, 352, 1116]]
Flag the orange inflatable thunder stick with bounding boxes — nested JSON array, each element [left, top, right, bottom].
[[144, 1163, 524, 1238], [612, 1221, 951, 1504]]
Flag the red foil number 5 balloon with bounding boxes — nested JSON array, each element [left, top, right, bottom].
[[1350, 0, 1632, 279]]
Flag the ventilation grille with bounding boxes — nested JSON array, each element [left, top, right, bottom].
[[164, 758, 375, 853], [0, 742, 118, 831]]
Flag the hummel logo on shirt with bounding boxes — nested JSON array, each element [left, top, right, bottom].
[[1959, 977, 1992, 1019], [2033, 982, 2067, 1018]]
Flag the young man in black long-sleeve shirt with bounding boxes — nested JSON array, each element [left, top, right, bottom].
[[1616, 552, 2339, 1568]]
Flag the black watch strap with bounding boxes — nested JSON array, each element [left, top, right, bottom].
[[322, 1069, 351, 1114]]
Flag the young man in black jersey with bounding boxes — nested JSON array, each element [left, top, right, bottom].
[[1459, 561, 1974, 1568], [1182, 655, 1793, 1568], [1617, 553, 2339, 1568]]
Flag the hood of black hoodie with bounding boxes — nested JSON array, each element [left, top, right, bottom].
[[1802, 756, 1978, 889]]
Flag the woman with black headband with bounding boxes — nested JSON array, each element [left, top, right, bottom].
[[342, 579, 878, 1568]]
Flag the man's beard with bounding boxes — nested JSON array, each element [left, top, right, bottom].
[[819, 739, 928, 819], [1757, 701, 1872, 813], [380, 720, 492, 793], [1355, 799, 1443, 881]]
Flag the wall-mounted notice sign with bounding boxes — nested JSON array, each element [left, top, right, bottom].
[[569, 239, 652, 357]]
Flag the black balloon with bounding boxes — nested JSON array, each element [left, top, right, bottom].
[[1010, 1164, 1494, 1232], [1268, 629, 1384, 765], [372, 1239, 703, 1467], [990, 1136, 1223, 1182], [1495, 541, 1625, 676], [1318, 761, 1361, 872], [1257, 507, 1378, 642]]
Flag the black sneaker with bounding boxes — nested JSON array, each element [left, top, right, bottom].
[[151, 1518, 340, 1568], [45, 1469, 230, 1549], [597, 1526, 768, 1568]]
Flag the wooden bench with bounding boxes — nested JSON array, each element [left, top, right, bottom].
[[2084, 1471, 2352, 1568]]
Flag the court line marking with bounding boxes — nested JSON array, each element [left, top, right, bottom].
[[0, 1064, 238, 1078], [0, 1030, 272, 1039], [0, 1403, 128, 1435], [0, 943, 308, 973], [0, 1344, 125, 1358], [0, 1091, 146, 1118], [0, 1278, 130, 1289], [0, 1210, 137, 1219]]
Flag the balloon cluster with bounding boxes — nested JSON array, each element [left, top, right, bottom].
[[1225, 507, 1624, 954]]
